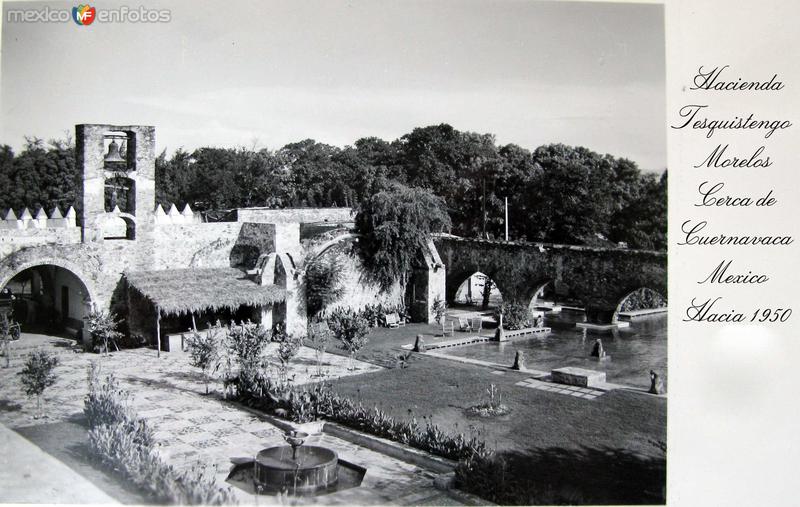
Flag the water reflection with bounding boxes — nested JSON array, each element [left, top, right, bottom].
[[441, 310, 667, 389]]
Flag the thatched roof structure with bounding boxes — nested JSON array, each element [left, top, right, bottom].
[[125, 268, 285, 316]]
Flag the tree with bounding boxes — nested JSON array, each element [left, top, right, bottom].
[[18, 349, 59, 417], [609, 170, 667, 250], [355, 182, 451, 291], [327, 310, 370, 371], [272, 322, 302, 386], [186, 326, 222, 394], [306, 321, 333, 378]]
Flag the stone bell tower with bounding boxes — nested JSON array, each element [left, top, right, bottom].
[[75, 124, 156, 245]]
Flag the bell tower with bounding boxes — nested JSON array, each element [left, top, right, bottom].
[[75, 124, 156, 245]]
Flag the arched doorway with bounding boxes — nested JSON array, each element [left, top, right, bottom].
[[1, 264, 93, 335]]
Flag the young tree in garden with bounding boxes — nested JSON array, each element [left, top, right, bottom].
[[355, 182, 451, 291], [328, 310, 370, 371], [18, 350, 59, 418], [272, 322, 302, 386], [306, 320, 333, 378], [85, 309, 123, 355], [186, 327, 222, 394]]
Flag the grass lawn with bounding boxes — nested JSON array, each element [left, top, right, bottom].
[[327, 353, 666, 505]]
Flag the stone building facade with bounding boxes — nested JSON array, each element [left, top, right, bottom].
[[0, 124, 445, 346]]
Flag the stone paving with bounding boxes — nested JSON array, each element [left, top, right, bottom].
[[514, 377, 604, 400], [0, 334, 474, 505]]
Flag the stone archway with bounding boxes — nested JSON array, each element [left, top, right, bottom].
[[526, 280, 555, 313], [0, 259, 96, 334], [451, 271, 504, 310], [612, 287, 668, 322]]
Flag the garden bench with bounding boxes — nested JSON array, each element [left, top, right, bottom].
[[441, 320, 455, 337], [457, 317, 472, 332], [384, 312, 406, 328], [471, 317, 483, 335]]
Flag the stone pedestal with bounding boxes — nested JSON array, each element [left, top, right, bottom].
[[551, 367, 606, 387]]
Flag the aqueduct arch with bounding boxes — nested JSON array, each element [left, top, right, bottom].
[[433, 237, 667, 325]]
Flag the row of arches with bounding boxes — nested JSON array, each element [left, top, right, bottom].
[[449, 270, 666, 323]]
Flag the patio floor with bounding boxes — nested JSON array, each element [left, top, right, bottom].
[[0, 333, 476, 505]]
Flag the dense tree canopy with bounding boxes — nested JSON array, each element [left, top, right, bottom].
[[0, 124, 666, 250], [354, 183, 452, 291]]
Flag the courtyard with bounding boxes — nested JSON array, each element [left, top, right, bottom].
[[0, 317, 665, 505]]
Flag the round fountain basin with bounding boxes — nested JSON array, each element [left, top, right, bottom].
[[255, 445, 339, 494]]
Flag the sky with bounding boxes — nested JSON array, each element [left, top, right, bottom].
[[0, 0, 665, 171]]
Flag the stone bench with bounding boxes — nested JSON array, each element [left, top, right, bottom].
[[551, 367, 606, 387]]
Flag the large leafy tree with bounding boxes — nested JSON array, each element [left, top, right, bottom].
[[0, 137, 76, 214], [609, 170, 667, 250], [3, 124, 666, 252], [355, 183, 451, 291]]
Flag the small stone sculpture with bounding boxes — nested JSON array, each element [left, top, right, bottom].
[[495, 313, 507, 342], [649, 370, 665, 394], [512, 350, 525, 370], [412, 334, 425, 352], [590, 338, 606, 358]]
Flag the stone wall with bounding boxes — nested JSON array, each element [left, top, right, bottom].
[[434, 237, 667, 324], [314, 242, 405, 315], [237, 207, 354, 225], [0, 227, 82, 259], [153, 222, 244, 270]]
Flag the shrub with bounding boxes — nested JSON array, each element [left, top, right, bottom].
[[88, 422, 236, 505], [225, 320, 270, 368], [272, 323, 302, 386], [84, 363, 154, 446], [18, 349, 59, 416], [467, 383, 511, 417], [492, 302, 533, 330], [85, 309, 124, 354], [84, 366, 235, 505], [233, 378, 489, 462]]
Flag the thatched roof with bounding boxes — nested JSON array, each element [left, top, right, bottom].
[[125, 268, 285, 316]]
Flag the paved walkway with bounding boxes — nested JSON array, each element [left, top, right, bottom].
[[0, 422, 118, 504], [0, 333, 470, 505]]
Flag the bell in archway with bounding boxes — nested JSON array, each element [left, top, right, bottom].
[[104, 139, 125, 163]]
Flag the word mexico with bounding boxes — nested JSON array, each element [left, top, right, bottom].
[[684, 297, 791, 323], [678, 220, 793, 246], [671, 105, 791, 139], [697, 260, 769, 285], [690, 65, 784, 92]]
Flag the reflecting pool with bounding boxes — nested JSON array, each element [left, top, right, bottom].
[[439, 310, 667, 389]]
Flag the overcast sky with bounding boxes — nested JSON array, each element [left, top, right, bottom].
[[1, 0, 665, 170]]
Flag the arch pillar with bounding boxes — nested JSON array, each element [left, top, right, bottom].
[[259, 252, 306, 337]]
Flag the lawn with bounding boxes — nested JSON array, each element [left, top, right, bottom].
[[327, 352, 666, 505]]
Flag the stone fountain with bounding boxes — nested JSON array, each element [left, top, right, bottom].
[[253, 430, 339, 495]]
